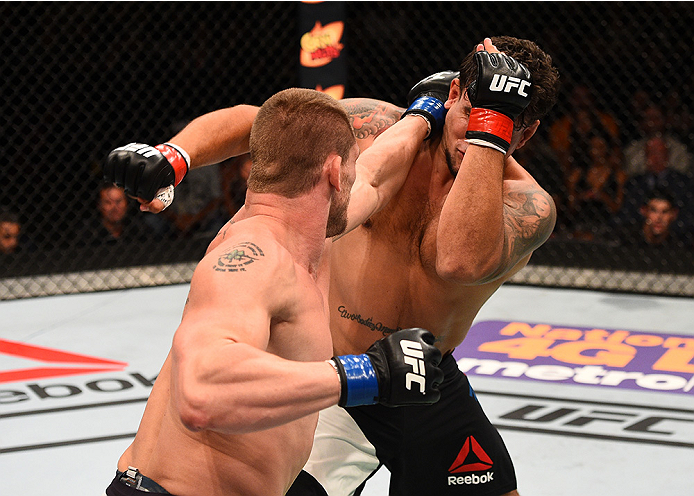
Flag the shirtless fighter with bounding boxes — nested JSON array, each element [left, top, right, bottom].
[[104, 37, 560, 495], [103, 88, 443, 496]]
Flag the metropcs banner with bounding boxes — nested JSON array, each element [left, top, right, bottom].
[[453, 320, 694, 395]]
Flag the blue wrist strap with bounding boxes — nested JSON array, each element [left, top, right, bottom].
[[336, 354, 379, 407], [405, 96, 447, 130]]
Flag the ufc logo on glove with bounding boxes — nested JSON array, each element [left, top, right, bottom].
[[401, 340, 427, 393], [489, 75, 531, 97], [331, 327, 443, 407]]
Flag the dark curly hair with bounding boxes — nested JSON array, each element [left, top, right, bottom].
[[458, 36, 561, 129]]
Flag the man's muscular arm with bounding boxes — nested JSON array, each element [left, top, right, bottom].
[[174, 236, 442, 434], [335, 103, 429, 238], [173, 239, 340, 434], [104, 105, 258, 213], [436, 38, 555, 284], [168, 105, 258, 169], [437, 150, 556, 284]]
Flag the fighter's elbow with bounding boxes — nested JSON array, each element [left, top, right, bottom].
[[436, 253, 501, 284], [177, 386, 214, 432]]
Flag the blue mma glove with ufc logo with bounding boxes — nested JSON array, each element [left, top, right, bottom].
[[402, 71, 459, 139], [330, 328, 444, 407]]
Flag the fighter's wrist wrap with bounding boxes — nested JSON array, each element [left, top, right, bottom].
[[465, 108, 514, 154], [403, 113, 432, 138], [155, 143, 190, 186], [331, 355, 379, 407], [402, 97, 445, 139]]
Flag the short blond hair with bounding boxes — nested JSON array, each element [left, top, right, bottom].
[[247, 88, 355, 197]]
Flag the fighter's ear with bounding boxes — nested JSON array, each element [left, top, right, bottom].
[[445, 78, 462, 110], [514, 120, 540, 150], [326, 153, 343, 192]]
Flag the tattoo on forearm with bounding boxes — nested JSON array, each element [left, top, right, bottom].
[[336, 304, 400, 336], [341, 99, 402, 140], [214, 241, 265, 272]]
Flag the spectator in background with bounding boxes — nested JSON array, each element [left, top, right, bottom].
[[623, 103, 691, 177], [565, 130, 626, 240], [81, 183, 150, 246], [619, 136, 694, 235], [663, 87, 694, 146], [622, 89, 652, 142], [160, 161, 226, 239], [549, 83, 621, 175], [218, 152, 252, 218], [0, 210, 22, 255], [620, 188, 684, 251]]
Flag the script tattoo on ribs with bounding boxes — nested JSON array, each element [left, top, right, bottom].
[[214, 241, 265, 272], [336, 304, 401, 336]]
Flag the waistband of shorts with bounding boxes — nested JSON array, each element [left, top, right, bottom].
[[116, 467, 171, 494]]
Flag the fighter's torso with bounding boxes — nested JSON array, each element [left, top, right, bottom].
[[120, 220, 334, 496], [329, 147, 520, 356]]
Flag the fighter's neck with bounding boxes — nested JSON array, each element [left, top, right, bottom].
[[243, 190, 330, 274]]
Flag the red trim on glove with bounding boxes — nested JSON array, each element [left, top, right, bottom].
[[155, 144, 188, 186], [467, 109, 514, 145]]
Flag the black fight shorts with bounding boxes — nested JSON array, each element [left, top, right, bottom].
[[346, 353, 517, 495]]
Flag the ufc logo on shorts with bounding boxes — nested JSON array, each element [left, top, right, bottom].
[[400, 340, 426, 393], [489, 74, 531, 97], [117, 143, 161, 158]]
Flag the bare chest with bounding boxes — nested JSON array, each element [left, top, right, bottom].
[[268, 273, 334, 362], [329, 197, 496, 354]]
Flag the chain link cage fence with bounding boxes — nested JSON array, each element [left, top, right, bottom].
[[2, 2, 693, 299]]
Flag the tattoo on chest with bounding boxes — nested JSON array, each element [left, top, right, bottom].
[[336, 304, 401, 336], [214, 241, 265, 272]]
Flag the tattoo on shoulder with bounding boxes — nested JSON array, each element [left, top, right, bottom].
[[341, 98, 403, 140], [214, 241, 265, 273], [220, 219, 236, 240], [503, 187, 557, 261]]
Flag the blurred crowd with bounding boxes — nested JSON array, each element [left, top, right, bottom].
[[514, 83, 694, 258]]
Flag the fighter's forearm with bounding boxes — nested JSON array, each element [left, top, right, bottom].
[[173, 340, 340, 435], [436, 145, 506, 283], [364, 115, 429, 205], [169, 105, 259, 169], [340, 115, 428, 236]]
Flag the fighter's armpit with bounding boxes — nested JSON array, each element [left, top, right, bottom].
[[213, 241, 266, 273], [502, 186, 556, 264], [340, 98, 404, 140]]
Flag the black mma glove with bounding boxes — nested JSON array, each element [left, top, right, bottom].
[[465, 51, 533, 154], [104, 142, 190, 203], [330, 328, 444, 407], [402, 71, 459, 139]]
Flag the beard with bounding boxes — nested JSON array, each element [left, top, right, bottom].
[[444, 148, 458, 178], [326, 186, 350, 238]]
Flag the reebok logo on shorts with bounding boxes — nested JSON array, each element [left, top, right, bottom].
[[447, 436, 494, 486]]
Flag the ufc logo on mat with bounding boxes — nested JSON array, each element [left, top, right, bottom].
[[400, 340, 426, 393], [489, 75, 531, 97], [117, 143, 161, 158]]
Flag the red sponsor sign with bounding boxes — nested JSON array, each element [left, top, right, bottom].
[[0, 338, 127, 383]]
